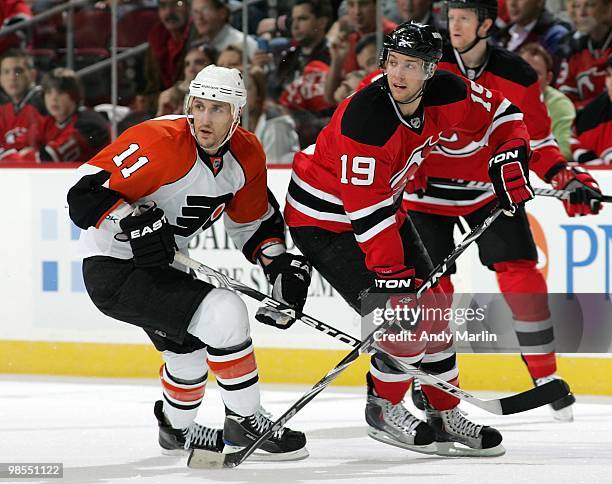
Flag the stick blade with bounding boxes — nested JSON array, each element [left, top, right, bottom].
[[499, 379, 570, 415], [187, 448, 245, 469]]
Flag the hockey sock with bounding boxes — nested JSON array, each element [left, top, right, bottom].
[[494, 260, 557, 379], [160, 349, 208, 429], [207, 338, 260, 417], [368, 351, 423, 404]]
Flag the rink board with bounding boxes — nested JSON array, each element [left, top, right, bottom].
[[0, 166, 611, 394]]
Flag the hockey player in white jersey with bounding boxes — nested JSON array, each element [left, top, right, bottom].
[[67, 65, 311, 460]]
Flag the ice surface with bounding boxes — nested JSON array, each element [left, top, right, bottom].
[[1, 376, 611, 484]]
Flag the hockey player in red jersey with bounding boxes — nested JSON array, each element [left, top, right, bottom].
[[404, 0, 603, 422], [283, 21, 540, 457], [570, 56, 612, 165], [67, 65, 310, 460]]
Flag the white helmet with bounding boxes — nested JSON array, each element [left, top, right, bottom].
[[184, 65, 247, 150]]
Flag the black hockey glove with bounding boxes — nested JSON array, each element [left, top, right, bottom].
[[119, 205, 177, 268], [255, 253, 312, 329]]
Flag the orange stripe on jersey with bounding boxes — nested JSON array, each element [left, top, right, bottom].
[[207, 351, 257, 380], [85, 117, 197, 204], [225, 127, 269, 223], [95, 199, 124, 229]]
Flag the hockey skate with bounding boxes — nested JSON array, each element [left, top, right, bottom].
[[534, 375, 575, 422], [223, 406, 309, 461], [154, 400, 225, 455], [425, 404, 505, 457], [365, 393, 438, 454]]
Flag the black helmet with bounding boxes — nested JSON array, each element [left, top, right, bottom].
[[445, 0, 498, 22], [380, 21, 444, 66]]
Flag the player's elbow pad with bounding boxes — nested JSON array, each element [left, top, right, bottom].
[[67, 171, 123, 230]]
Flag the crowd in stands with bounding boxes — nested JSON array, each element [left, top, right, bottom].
[[0, 0, 610, 165]]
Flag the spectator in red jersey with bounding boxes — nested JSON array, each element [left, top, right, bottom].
[[143, 0, 194, 113], [324, 0, 397, 103], [570, 56, 612, 164], [274, 0, 335, 147], [494, 0, 570, 56], [0, 0, 32, 54], [555, 0, 612, 109], [0, 49, 45, 160], [13, 68, 110, 163], [332, 33, 378, 103]]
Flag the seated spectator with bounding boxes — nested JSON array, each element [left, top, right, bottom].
[[520, 42, 576, 160], [191, 0, 258, 59], [0, 0, 31, 54], [494, 0, 570, 56], [325, 0, 397, 104], [570, 56, 612, 165], [332, 33, 379, 103], [396, 0, 444, 30], [156, 43, 217, 116], [143, 0, 194, 113], [555, 0, 612, 109], [11, 68, 110, 163], [275, 0, 334, 147], [0, 49, 45, 160], [333, 69, 365, 103], [216, 44, 244, 69], [246, 67, 300, 164]]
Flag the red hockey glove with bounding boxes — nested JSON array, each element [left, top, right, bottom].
[[488, 139, 534, 215], [550, 166, 602, 217], [406, 171, 427, 198]]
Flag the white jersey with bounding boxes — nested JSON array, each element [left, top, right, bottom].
[[68, 116, 283, 263]]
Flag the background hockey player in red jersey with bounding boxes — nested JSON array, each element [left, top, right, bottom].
[[283, 21, 540, 457], [570, 55, 612, 165], [404, 0, 604, 422], [67, 65, 311, 461]]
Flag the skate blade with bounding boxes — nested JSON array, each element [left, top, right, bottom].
[[367, 429, 438, 455], [160, 448, 188, 456], [223, 445, 310, 462], [434, 442, 506, 457], [551, 405, 574, 422]]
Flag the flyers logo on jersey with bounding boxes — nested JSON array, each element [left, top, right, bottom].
[[210, 156, 222, 176], [174, 193, 233, 237]]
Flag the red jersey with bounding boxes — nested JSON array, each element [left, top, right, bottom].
[[556, 30, 612, 109], [284, 71, 530, 277], [0, 87, 46, 159], [406, 45, 565, 217], [279, 59, 333, 114], [0, 0, 31, 52], [570, 92, 612, 164]]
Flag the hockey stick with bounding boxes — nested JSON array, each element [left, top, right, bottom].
[[180, 207, 568, 469], [428, 179, 612, 203]]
